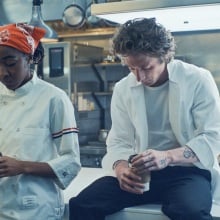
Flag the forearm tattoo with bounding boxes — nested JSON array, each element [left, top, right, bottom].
[[159, 158, 167, 168], [183, 147, 196, 159]]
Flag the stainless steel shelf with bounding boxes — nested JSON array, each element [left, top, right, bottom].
[[80, 145, 106, 155]]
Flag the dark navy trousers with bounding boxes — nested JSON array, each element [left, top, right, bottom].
[[69, 166, 213, 220]]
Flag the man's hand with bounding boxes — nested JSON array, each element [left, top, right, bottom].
[[114, 160, 145, 194], [130, 150, 171, 175], [130, 146, 198, 175]]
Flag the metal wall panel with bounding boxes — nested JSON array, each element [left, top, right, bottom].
[[174, 31, 220, 90]]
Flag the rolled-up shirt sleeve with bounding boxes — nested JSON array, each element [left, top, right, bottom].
[[48, 152, 81, 189]]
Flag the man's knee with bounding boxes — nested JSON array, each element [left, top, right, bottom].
[[162, 203, 212, 220]]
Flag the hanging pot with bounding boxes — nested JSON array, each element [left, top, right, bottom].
[[86, 0, 108, 26], [62, 0, 87, 28], [98, 129, 109, 142], [86, 6, 101, 26]]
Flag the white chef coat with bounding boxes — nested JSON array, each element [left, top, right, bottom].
[[0, 73, 81, 220], [102, 59, 220, 206]]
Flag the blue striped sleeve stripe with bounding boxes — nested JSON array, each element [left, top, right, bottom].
[[52, 127, 79, 139]]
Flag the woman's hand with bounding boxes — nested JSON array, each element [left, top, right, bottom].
[[114, 160, 145, 194], [0, 156, 23, 177], [0, 155, 56, 178]]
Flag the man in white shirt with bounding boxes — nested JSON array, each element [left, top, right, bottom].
[[69, 18, 220, 220]]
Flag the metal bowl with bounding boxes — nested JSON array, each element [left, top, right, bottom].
[[62, 4, 86, 28], [98, 129, 109, 142]]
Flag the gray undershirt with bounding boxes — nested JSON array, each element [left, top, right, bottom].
[[144, 81, 180, 150]]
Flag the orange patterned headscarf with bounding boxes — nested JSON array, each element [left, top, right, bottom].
[[0, 23, 46, 55]]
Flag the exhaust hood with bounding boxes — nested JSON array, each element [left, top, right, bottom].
[[91, 0, 220, 32]]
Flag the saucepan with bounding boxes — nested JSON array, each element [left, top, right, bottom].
[[98, 129, 109, 142], [62, 0, 87, 29]]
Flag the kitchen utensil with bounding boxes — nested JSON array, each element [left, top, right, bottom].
[[108, 82, 115, 92], [98, 129, 109, 142], [62, 0, 87, 28]]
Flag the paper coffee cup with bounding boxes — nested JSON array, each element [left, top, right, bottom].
[[140, 171, 151, 191], [128, 154, 151, 191]]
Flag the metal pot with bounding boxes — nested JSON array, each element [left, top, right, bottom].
[[98, 129, 109, 142], [62, 0, 87, 28], [108, 82, 115, 92]]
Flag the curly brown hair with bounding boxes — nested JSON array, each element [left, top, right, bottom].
[[111, 18, 175, 63]]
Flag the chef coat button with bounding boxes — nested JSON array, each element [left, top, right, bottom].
[[3, 101, 7, 105], [21, 101, 25, 105], [62, 171, 68, 177], [16, 128, 20, 132], [0, 128, 2, 131]]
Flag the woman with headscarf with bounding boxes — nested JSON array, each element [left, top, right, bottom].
[[0, 23, 81, 219]]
